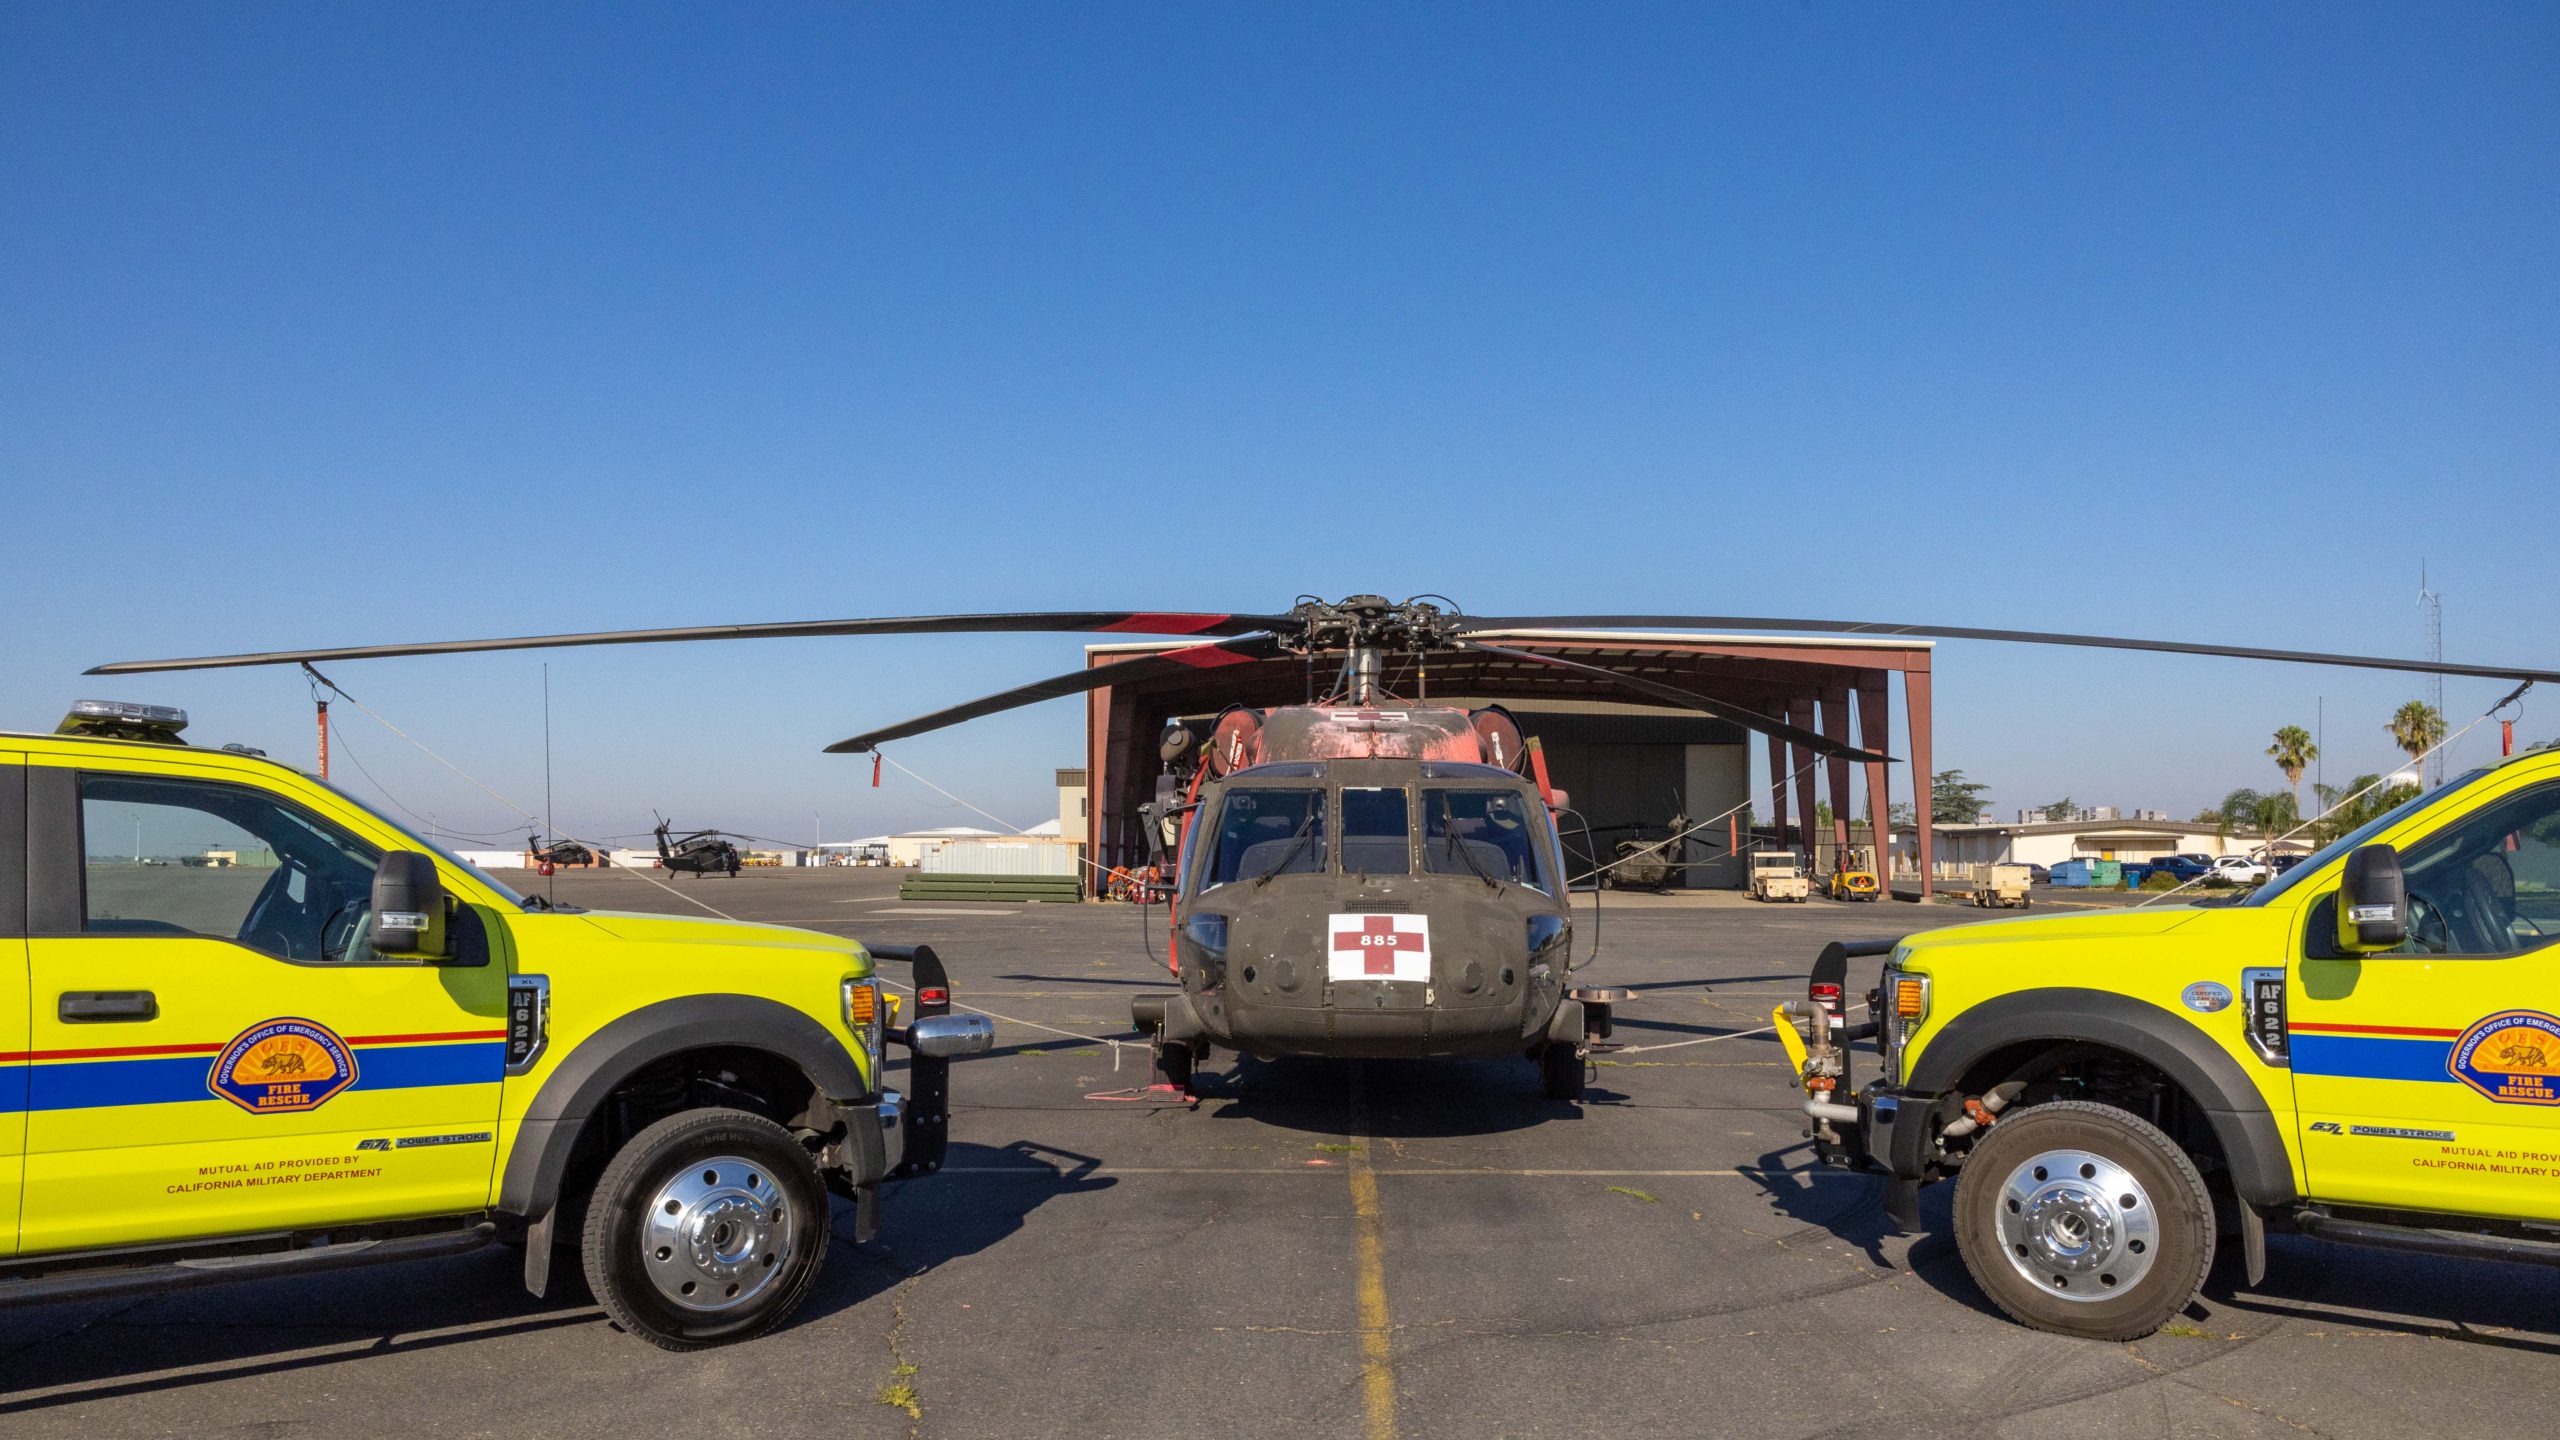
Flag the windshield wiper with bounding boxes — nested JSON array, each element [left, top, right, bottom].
[[1252, 813, 1319, 887], [1437, 799, 1504, 894]]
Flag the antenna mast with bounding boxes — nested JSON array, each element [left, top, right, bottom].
[[2419, 567, 2444, 786]]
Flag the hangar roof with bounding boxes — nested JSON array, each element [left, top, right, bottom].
[[1083, 628, 1933, 717]]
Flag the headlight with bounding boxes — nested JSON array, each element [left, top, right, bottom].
[[843, 978, 886, 1076], [1526, 913, 1568, 960], [1877, 967, 1930, 1085], [1182, 913, 1229, 955]]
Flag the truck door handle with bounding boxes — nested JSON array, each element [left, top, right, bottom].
[[59, 990, 158, 1022]]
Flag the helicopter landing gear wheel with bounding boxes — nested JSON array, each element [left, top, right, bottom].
[[1539, 1041, 1585, 1101]]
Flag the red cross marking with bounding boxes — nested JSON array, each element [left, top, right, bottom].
[[1333, 915, 1413, 976]]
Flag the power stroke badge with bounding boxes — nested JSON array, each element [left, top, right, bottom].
[[209, 1018, 360, 1115], [2449, 1010, 2560, 1106]]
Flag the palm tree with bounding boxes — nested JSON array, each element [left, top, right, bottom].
[[2388, 701, 2446, 770], [2266, 725, 2317, 815]]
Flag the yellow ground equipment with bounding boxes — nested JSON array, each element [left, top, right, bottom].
[[1827, 847, 1881, 901]]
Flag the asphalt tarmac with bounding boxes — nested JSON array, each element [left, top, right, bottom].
[[5, 868, 2554, 1438]]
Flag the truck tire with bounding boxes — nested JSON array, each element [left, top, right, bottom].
[[580, 1107, 832, 1350], [1951, 1100, 2215, 1341]]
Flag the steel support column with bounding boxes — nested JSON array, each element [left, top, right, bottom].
[[1787, 698, 1820, 871], [1820, 689, 1854, 862], [1856, 672, 1893, 895], [1766, 730, 1790, 851], [1907, 661, 1935, 896], [1086, 684, 1112, 892]]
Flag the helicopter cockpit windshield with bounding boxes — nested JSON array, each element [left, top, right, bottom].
[[1197, 786, 1328, 892], [1425, 788, 1554, 893]]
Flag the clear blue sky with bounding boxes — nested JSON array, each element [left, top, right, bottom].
[[5, 3, 2554, 846]]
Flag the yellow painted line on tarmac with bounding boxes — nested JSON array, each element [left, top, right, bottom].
[[1346, 1065, 1398, 1440]]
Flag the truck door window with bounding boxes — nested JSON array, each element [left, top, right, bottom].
[[79, 773, 384, 963], [2369, 782, 2560, 958], [1424, 789, 1553, 893], [1340, 787, 1412, 876]]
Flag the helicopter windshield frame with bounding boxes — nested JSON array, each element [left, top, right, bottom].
[[1189, 772, 1562, 898]]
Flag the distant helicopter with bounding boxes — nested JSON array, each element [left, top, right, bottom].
[[528, 832, 599, 874], [93, 594, 2560, 1100], [1585, 808, 1721, 892], [654, 817, 742, 878]]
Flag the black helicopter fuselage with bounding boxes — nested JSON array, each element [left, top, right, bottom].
[[1147, 747, 1580, 1065]]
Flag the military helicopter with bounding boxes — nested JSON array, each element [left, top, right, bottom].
[[1584, 808, 1721, 892], [528, 831, 599, 873], [92, 594, 2560, 1100], [654, 816, 742, 878]]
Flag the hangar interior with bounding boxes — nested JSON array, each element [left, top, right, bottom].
[[1080, 631, 1942, 893]]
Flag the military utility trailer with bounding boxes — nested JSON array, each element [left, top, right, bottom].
[[1748, 851, 1811, 902], [1969, 863, 2034, 908]]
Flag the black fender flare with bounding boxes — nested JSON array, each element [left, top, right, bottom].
[[1902, 987, 2299, 1209], [499, 994, 867, 1221]]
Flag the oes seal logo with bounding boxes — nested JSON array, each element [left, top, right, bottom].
[[208, 1018, 359, 1115], [2448, 1010, 2560, 1107]]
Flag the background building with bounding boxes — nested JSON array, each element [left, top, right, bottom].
[[1905, 817, 2314, 879], [1077, 629, 1946, 892]]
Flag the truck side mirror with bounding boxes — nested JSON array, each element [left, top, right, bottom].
[[2335, 843, 2408, 953], [371, 850, 452, 960]]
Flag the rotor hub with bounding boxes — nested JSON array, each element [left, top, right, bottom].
[[1279, 596, 1462, 656]]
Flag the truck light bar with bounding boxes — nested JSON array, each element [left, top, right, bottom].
[[58, 699, 190, 743]]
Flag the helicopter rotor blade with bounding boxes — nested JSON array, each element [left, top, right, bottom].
[[825, 634, 1292, 754], [1457, 615, 2560, 685], [86, 610, 1293, 675], [1453, 639, 1893, 764]]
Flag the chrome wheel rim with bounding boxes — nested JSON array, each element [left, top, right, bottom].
[[640, 1154, 791, 1313], [1992, 1147, 2157, 1302]]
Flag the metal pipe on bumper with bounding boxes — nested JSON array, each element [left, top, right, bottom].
[[907, 1013, 994, 1057]]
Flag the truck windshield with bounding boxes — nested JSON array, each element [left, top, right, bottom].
[[2242, 770, 2483, 908], [1199, 787, 1327, 890], [1423, 789, 1553, 893]]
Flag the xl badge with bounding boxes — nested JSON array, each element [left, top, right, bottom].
[[2449, 1010, 2560, 1107], [1327, 912, 1431, 983], [209, 1018, 359, 1115]]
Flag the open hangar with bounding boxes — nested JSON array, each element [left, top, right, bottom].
[[1077, 629, 1945, 893]]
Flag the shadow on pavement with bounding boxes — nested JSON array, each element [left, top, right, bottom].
[[0, 1139, 1103, 1410], [1741, 1153, 2560, 1351], [2201, 1232, 2560, 1356], [1195, 1056, 1587, 1139], [0, 1246, 598, 1411], [850, 1139, 1115, 1284], [1737, 1145, 2011, 1324]]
